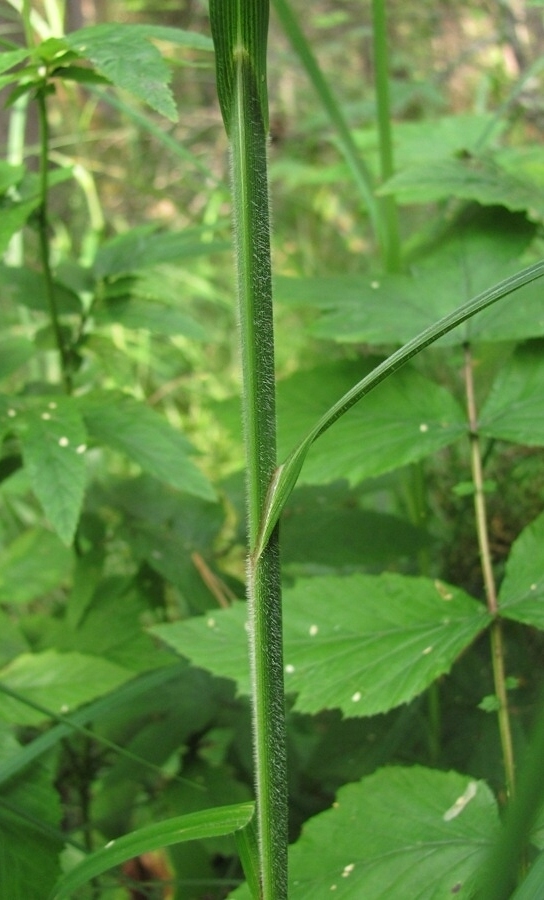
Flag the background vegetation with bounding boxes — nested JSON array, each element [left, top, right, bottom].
[[1, 0, 544, 897]]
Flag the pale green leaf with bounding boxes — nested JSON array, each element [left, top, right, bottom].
[[94, 296, 206, 339], [0, 160, 25, 193], [65, 24, 177, 120], [0, 528, 73, 606], [286, 767, 498, 899], [51, 803, 255, 900], [0, 650, 133, 725], [79, 391, 215, 501], [115, 24, 214, 52], [479, 346, 544, 447], [498, 511, 544, 630], [18, 397, 87, 544], [380, 156, 544, 219], [93, 224, 228, 278], [511, 853, 544, 900], [275, 211, 539, 347], [152, 573, 490, 717]]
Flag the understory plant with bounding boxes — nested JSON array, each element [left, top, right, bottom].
[[1, 1, 544, 899]]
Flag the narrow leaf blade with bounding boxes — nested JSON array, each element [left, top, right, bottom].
[[51, 803, 255, 900]]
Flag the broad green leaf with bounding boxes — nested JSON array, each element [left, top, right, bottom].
[[0, 727, 62, 900], [153, 573, 490, 717], [256, 258, 544, 557], [78, 391, 215, 501], [18, 397, 88, 544], [275, 210, 538, 347], [0, 198, 41, 254], [497, 511, 544, 630], [0, 528, 73, 606], [380, 155, 544, 219], [51, 802, 255, 900], [65, 24, 177, 121], [93, 224, 228, 279], [479, 346, 544, 447], [0, 336, 35, 378], [0, 650, 133, 726], [286, 767, 498, 899], [276, 362, 466, 487]]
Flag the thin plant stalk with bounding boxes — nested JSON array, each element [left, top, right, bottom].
[[36, 86, 72, 393], [210, 2, 288, 897], [463, 343, 516, 800], [371, 0, 401, 270]]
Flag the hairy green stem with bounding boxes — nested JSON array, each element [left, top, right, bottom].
[[36, 86, 72, 393], [210, 2, 287, 896], [463, 343, 515, 799], [371, 0, 401, 271]]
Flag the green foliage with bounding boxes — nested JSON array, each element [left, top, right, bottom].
[[1, 1, 544, 898]]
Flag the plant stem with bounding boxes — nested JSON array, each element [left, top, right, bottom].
[[210, 2, 287, 896], [463, 343, 515, 800], [371, 0, 401, 271], [36, 85, 72, 393]]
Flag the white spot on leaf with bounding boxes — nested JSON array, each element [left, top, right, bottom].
[[370, 280, 380, 289], [58, 437, 69, 447], [48, 402, 57, 409], [351, 691, 362, 702], [41, 412, 51, 420], [285, 664, 295, 674], [7, 409, 16, 417], [419, 423, 429, 433], [443, 781, 477, 821], [207, 618, 216, 628], [76, 444, 87, 454], [309, 624, 319, 636], [342, 863, 355, 877], [422, 646, 433, 655]]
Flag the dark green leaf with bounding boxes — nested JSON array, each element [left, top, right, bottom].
[[65, 24, 177, 120], [0, 265, 82, 314], [51, 802, 255, 900], [286, 767, 498, 898]]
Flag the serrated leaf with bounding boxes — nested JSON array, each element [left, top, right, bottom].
[[79, 391, 215, 501], [0, 528, 73, 606], [0, 728, 62, 900], [277, 362, 466, 487], [113, 24, 214, 52], [65, 24, 177, 120], [286, 767, 499, 899], [275, 210, 539, 347], [380, 155, 544, 219], [18, 397, 87, 544], [498, 511, 544, 630], [479, 346, 544, 447], [93, 224, 228, 278], [0, 650, 133, 726], [152, 573, 491, 717], [51, 802, 254, 900]]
